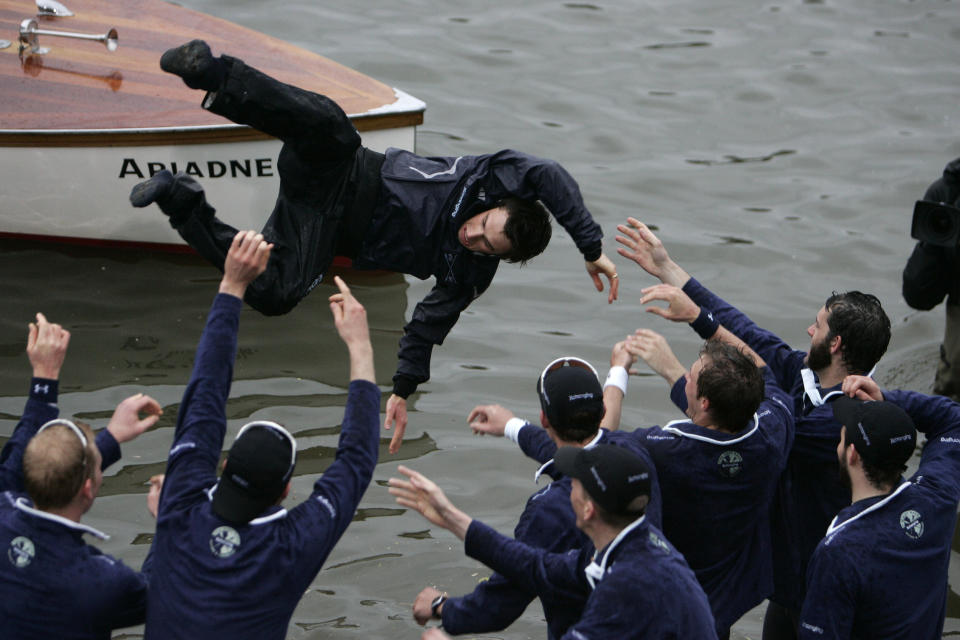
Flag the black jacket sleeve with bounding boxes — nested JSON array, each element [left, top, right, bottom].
[[392, 280, 488, 397]]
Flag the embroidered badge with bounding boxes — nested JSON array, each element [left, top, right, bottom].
[[899, 509, 924, 539], [8, 536, 35, 568], [717, 450, 743, 478], [648, 531, 670, 554], [209, 526, 241, 558]]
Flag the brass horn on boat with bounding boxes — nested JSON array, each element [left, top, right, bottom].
[[18, 18, 118, 55]]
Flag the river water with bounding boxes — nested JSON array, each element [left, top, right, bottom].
[[1, 0, 958, 637]]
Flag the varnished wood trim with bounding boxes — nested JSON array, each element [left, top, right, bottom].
[[0, 111, 423, 147]]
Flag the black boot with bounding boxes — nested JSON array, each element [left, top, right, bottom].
[[129, 169, 174, 208], [129, 171, 209, 225], [159, 39, 226, 91]]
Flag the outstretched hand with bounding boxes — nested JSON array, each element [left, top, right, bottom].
[[640, 284, 700, 323], [467, 404, 515, 436], [842, 375, 884, 402], [220, 230, 273, 298], [27, 312, 70, 380], [107, 393, 163, 444], [388, 465, 472, 539], [625, 329, 687, 385], [615, 218, 688, 287], [585, 253, 619, 304]]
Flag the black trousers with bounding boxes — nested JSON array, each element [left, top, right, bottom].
[[168, 55, 383, 315]]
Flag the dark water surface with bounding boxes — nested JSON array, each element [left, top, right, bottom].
[[2, 0, 959, 637]]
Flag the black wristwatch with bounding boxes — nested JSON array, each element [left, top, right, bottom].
[[430, 593, 447, 619]]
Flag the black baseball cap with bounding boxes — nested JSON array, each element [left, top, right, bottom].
[[537, 356, 604, 431], [212, 421, 297, 524], [554, 444, 651, 516], [832, 397, 916, 469]]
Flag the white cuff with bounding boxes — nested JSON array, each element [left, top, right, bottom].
[[504, 418, 528, 444], [604, 366, 629, 396]]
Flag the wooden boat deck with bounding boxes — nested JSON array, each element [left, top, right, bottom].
[[0, 0, 423, 145]]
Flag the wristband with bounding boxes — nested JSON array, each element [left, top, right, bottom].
[[431, 593, 447, 619], [504, 418, 527, 444], [604, 366, 628, 395], [689, 307, 720, 339]]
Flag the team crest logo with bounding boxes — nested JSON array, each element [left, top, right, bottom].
[[899, 510, 924, 539], [209, 526, 241, 558], [717, 451, 743, 478], [8, 536, 35, 568]]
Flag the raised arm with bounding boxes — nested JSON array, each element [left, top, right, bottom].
[[618, 218, 799, 379], [389, 466, 587, 604], [600, 340, 638, 432], [161, 231, 271, 506], [640, 284, 767, 368], [0, 313, 69, 492], [286, 276, 380, 568]]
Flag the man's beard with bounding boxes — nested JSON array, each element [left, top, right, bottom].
[[838, 451, 852, 491], [806, 335, 832, 371]]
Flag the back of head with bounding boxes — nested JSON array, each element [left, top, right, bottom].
[[824, 291, 891, 375], [23, 420, 97, 511], [212, 421, 297, 525], [832, 396, 916, 490], [537, 357, 604, 442], [501, 197, 552, 264], [697, 341, 765, 433]]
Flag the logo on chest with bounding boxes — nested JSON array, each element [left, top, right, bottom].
[[899, 509, 924, 539], [7, 536, 35, 568], [210, 525, 241, 558], [717, 450, 743, 478]]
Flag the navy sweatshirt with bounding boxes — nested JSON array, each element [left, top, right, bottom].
[[145, 293, 380, 639], [0, 378, 146, 639], [464, 515, 717, 639], [799, 391, 960, 639]]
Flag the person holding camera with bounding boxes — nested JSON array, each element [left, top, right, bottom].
[[903, 158, 960, 401]]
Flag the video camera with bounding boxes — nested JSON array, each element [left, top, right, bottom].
[[912, 200, 960, 247]]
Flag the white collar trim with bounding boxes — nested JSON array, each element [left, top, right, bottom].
[[14, 497, 109, 540], [801, 365, 877, 408], [585, 514, 646, 589], [535, 429, 605, 483], [661, 415, 760, 445], [825, 481, 912, 538]]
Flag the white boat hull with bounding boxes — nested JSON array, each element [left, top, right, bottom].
[[1, 124, 414, 248]]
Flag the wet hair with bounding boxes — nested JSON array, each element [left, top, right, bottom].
[[824, 291, 891, 375], [23, 421, 98, 510], [500, 197, 552, 264], [696, 341, 765, 433]]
